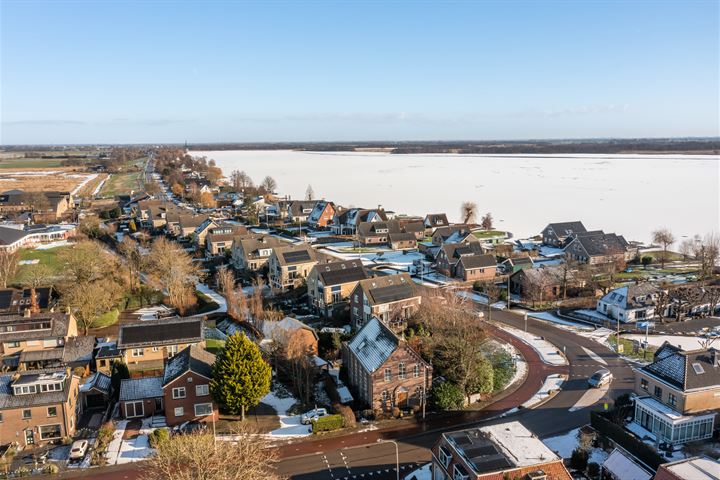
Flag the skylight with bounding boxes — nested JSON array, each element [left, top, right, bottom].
[[692, 363, 705, 374]]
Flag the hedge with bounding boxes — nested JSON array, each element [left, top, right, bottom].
[[312, 414, 345, 433], [590, 411, 664, 469]]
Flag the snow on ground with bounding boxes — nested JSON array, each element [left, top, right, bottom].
[[323, 245, 425, 271], [498, 324, 568, 365], [106, 418, 159, 465], [261, 387, 312, 438], [93, 174, 110, 196], [197, 150, 719, 243], [195, 282, 227, 314], [543, 428, 609, 464], [498, 340, 527, 388], [527, 311, 595, 330], [34, 239, 73, 250], [70, 173, 98, 195], [404, 463, 431, 480], [521, 374, 566, 409], [623, 334, 711, 351]]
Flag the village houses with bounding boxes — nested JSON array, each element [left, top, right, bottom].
[[267, 244, 318, 292], [307, 260, 369, 317], [349, 273, 421, 331]]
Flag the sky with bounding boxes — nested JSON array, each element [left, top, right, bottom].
[[1, 0, 718, 144]]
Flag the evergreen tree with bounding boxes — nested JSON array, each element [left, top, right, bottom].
[[210, 333, 271, 420], [110, 361, 130, 401]]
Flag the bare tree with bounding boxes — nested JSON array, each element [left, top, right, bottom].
[[652, 228, 675, 269], [118, 237, 144, 292], [20, 264, 53, 314], [217, 267, 238, 320], [141, 425, 283, 480], [460, 201, 477, 224], [59, 241, 107, 284], [304, 185, 314, 201], [144, 180, 162, 196], [284, 331, 315, 406], [260, 176, 277, 194], [482, 282, 500, 321], [147, 237, 200, 315], [0, 250, 19, 289], [678, 238, 694, 261], [61, 278, 122, 334], [230, 170, 253, 191], [480, 212, 493, 231]]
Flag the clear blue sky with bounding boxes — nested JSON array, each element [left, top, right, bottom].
[[1, 0, 718, 144]]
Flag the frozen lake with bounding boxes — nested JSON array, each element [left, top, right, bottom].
[[192, 150, 719, 243]]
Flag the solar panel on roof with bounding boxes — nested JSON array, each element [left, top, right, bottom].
[[0, 290, 13, 310], [282, 250, 311, 263], [472, 456, 512, 473], [370, 284, 414, 304]]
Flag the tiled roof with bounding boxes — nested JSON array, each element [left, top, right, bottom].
[[80, 372, 111, 395], [118, 317, 203, 348], [347, 317, 398, 373], [163, 345, 216, 386], [0, 312, 72, 342], [0, 370, 74, 409], [357, 273, 416, 305], [459, 254, 496, 270], [315, 260, 368, 286], [545, 221, 587, 237], [642, 342, 720, 391], [119, 376, 163, 401], [568, 231, 628, 256]]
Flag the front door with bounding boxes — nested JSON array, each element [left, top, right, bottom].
[[396, 387, 408, 407], [25, 429, 34, 445], [154, 398, 163, 413]]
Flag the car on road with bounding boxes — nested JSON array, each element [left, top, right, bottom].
[[301, 408, 328, 425], [588, 369, 613, 388], [69, 440, 89, 460]]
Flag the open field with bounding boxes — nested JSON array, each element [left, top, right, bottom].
[[0, 167, 97, 194], [99, 171, 143, 197], [11, 245, 70, 285], [0, 158, 65, 169]]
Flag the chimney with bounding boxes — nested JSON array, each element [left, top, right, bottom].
[[23, 308, 31, 318]]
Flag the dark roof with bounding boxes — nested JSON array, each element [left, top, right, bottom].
[[357, 273, 417, 305], [0, 312, 72, 342], [425, 213, 449, 227], [389, 232, 417, 243], [118, 317, 204, 348], [544, 221, 587, 237], [315, 260, 368, 286], [163, 345, 216, 386], [61, 336, 95, 364], [119, 376, 163, 401], [0, 226, 28, 246], [459, 254, 497, 270], [642, 343, 720, 391], [273, 244, 317, 266], [0, 370, 74, 409], [568, 231, 628, 256], [0, 287, 55, 313], [96, 344, 122, 359]]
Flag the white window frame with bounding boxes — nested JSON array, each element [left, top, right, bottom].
[[174, 407, 184, 417], [196, 384, 209, 396], [38, 423, 62, 440], [194, 403, 213, 416], [172, 387, 186, 399], [132, 348, 144, 357]]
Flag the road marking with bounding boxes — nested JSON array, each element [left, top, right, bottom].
[[569, 383, 610, 412], [582, 346, 607, 365]]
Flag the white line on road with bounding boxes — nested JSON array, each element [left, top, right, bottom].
[[581, 346, 607, 365]]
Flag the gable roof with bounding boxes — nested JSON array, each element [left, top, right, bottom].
[[273, 244, 317, 266], [0, 312, 73, 342], [80, 372, 111, 396], [118, 317, 204, 348], [163, 345, 216, 386], [641, 343, 720, 391], [262, 316, 318, 343], [0, 370, 74, 409], [287, 200, 317, 216], [356, 273, 417, 305], [347, 317, 398, 373], [314, 260, 368, 286], [458, 254, 497, 270], [544, 221, 587, 238], [234, 235, 285, 259], [600, 283, 659, 310], [308, 201, 335, 222], [0, 226, 28, 246], [567, 231, 629, 256], [439, 242, 485, 263], [512, 265, 577, 285], [424, 213, 449, 227]]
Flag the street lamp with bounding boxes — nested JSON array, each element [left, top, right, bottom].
[[376, 438, 399, 480]]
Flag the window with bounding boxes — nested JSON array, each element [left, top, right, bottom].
[[384, 368, 392, 382], [7, 341, 20, 348], [654, 386, 662, 399], [196, 384, 209, 396], [0, 412, 3, 422], [453, 464, 469, 480], [172, 387, 186, 399], [22, 409, 32, 419], [167, 345, 178, 357], [47, 407, 57, 417], [381, 390, 389, 403], [194, 403, 213, 416], [99, 359, 107, 368], [668, 393, 677, 408], [413, 364, 420, 378], [187, 376, 193, 383], [354, 294, 359, 303], [398, 362, 406, 379], [174, 407, 184, 417], [39, 424, 62, 440], [132, 348, 144, 357], [640, 378, 648, 391], [152, 347, 159, 352], [439, 446, 452, 467]]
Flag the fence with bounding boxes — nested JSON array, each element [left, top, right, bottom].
[[590, 411, 664, 470]]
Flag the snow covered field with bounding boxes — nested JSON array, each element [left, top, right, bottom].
[[623, 334, 713, 351], [498, 324, 568, 365], [193, 150, 719, 242]]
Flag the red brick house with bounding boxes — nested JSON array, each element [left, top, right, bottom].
[[307, 201, 336, 228], [162, 345, 217, 427], [436, 243, 497, 282], [344, 317, 431, 412], [431, 421, 572, 480]]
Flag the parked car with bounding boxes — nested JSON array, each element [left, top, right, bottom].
[[301, 408, 328, 425], [588, 369, 613, 388], [69, 440, 89, 460], [173, 420, 208, 435]]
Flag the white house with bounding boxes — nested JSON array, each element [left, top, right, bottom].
[[597, 283, 660, 323]]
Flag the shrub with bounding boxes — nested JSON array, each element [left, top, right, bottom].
[[392, 407, 401, 418], [312, 414, 344, 433], [587, 462, 600, 478], [432, 382, 464, 410], [13, 467, 30, 477], [149, 428, 170, 448], [43, 464, 59, 475], [333, 403, 356, 428], [570, 448, 589, 471], [472, 281, 483, 291]]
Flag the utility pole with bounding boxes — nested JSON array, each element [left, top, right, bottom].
[[507, 274, 511, 309], [524, 312, 528, 332]]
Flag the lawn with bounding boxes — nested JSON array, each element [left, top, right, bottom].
[[609, 334, 655, 362], [94, 309, 120, 329], [12, 245, 69, 285], [0, 158, 65, 169], [205, 339, 226, 354], [472, 230, 506, 239], [100, 171, 143, 197]]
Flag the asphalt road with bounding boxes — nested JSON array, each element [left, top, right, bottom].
[[275, 307, 634, 480]]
